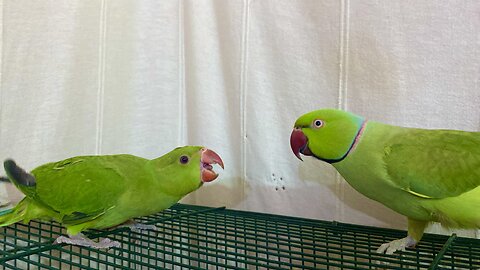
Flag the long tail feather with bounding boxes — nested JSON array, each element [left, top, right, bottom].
[[0, 198, 29, 227], [0, 208, 13, 216]]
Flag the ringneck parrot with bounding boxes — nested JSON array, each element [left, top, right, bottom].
[[0, 146, 224, 249], [290, 109, 480, 254]]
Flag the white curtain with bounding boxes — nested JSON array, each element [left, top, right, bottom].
[[1, 1, 479, 238]]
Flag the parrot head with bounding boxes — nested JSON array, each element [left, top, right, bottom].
[[149, 146, 224, 196], [290, 109, 365, 163]]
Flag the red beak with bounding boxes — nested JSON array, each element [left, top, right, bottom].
[[200, 148, 224, 182], [290, 128, 308, 161]]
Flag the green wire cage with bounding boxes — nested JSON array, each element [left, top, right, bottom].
[[0, 204, 479, 269]]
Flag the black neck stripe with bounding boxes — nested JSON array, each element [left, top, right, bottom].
[[315, 120, 366, 164]]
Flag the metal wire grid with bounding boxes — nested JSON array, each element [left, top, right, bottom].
[[0, 204, 479, 269]]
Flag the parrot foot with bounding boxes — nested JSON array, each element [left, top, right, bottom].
[[54, 233, 121, 249], [376, 236, 417, 255], [122, 221, 157, 233]]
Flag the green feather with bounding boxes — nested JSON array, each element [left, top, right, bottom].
[[383, 127, 480, 199], [334, 121, 480, 228], [293, 109, 480, 248], [1, 146, 214, 236]]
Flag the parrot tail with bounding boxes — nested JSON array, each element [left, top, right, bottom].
[[0, 176, 10, 182], [3, 159, 37, 198], [0, 198, 30, 227], [3, 159, 36, 187], [430, 187, 480, 229]]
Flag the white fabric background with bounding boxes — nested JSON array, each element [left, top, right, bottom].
[[0, 1, 479, 238]]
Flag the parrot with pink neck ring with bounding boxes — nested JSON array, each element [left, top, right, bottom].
[[0, 146, 224, 249], [290, 109, 480, 254]]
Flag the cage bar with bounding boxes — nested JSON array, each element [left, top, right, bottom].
[[0, 204, 478, 269]]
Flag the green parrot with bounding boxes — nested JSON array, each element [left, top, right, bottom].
[[290, 109, 480, 254], [0, 146, 224, 249]]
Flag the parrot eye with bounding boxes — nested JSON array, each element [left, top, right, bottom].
[[179, 155, 189, 164], [313, 119, 323, 128]]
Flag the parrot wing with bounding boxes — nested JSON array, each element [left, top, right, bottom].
[[384, 129, 480, 199], [31, 155, 143, 225]]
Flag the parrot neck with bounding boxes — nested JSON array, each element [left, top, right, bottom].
[[323, 119, 367, 164]]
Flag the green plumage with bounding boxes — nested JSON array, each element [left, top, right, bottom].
[[334, 121, 480, 228], [0, 146, 211, 236], [291, 109, 480, 253]]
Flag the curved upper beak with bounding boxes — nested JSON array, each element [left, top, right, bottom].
[[200, 148, 224, 182], [290, 128, 308, 161]]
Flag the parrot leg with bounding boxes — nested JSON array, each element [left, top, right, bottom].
[[376, 218, 427, 255], [120, 220, 158, 233], [54, 233, 121, 249], [376, 235, 417, 254]]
